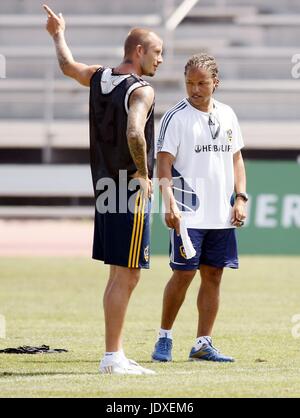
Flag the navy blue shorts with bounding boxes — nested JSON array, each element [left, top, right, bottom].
[[93, 187, 151, 269], [169, 228, 239, 271]]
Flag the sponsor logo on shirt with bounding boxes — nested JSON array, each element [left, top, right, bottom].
[[194, 144, 233, 153]]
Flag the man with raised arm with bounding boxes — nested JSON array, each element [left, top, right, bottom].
[[43, 4, 163, 375]]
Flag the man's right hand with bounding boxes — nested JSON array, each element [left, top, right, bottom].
[[165, 203, 181, 236], [43, 4, 65, 37], [132, 172, 153, 200]]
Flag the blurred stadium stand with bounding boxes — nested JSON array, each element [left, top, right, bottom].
[[0, 0, 299, 218]]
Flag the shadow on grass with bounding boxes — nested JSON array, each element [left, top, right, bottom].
[[0, 372, 98, 378], [18, 360, 99, 364], [141, 360, 193, 364]]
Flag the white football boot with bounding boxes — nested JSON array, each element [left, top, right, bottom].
[[99, 356, 156, 375]]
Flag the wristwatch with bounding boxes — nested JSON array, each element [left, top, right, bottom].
[[236, 192, 249, 202]]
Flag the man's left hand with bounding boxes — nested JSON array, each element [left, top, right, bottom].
[[231, 200, 247, 227]]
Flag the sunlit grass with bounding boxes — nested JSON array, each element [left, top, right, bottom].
[[0, 256, 300, 398]]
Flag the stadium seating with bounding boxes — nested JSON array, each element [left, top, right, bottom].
[[0, 0, 299, 217]]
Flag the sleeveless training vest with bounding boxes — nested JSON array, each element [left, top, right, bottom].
[[89, 67, 155, 195]]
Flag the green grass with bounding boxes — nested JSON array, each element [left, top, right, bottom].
[[0, 256, 300, 398]]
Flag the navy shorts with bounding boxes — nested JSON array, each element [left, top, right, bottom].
[[93, 187, 151, 269], [169, 228, 239, 271]]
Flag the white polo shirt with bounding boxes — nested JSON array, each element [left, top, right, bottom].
[[157, 98, 244, 229]]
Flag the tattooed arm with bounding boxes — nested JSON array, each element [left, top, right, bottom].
[[43, 4, 101, 86], [127, 86, 154, 198]]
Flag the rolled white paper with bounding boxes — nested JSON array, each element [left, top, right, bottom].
[[180, 219, 196, 259]]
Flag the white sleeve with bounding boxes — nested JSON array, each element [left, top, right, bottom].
[[156, 114, 180, 158], [231, 110, 244, 154]]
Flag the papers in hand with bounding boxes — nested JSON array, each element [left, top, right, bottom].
[[180, 219, 196, 259]]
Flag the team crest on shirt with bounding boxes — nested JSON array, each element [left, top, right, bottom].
[[226, 129, 233, 142], [179, 245, 187, 259], [144, 246, 149, 263]]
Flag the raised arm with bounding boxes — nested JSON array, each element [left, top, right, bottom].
[[43, 4, 101, 86], [127, 86, 154, 199]]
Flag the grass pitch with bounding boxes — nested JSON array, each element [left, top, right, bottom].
[[0, 256, 300, 398]]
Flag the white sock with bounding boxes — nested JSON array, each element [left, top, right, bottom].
[[158, 328, 173, 340], [194, 336, 212, 350], [103, 350, 124, 363], [119, 349, 127, 361]]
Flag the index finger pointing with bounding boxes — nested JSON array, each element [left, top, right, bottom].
[[43, 4, 57, 18]]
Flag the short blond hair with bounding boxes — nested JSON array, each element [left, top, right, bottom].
[[124, 28, 157, 57]]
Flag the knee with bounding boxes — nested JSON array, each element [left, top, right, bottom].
[[173, 270, 196, 287], [126, 269, 141, 292], [202, 267, 223, 287], [110, 267, 141, 293]]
